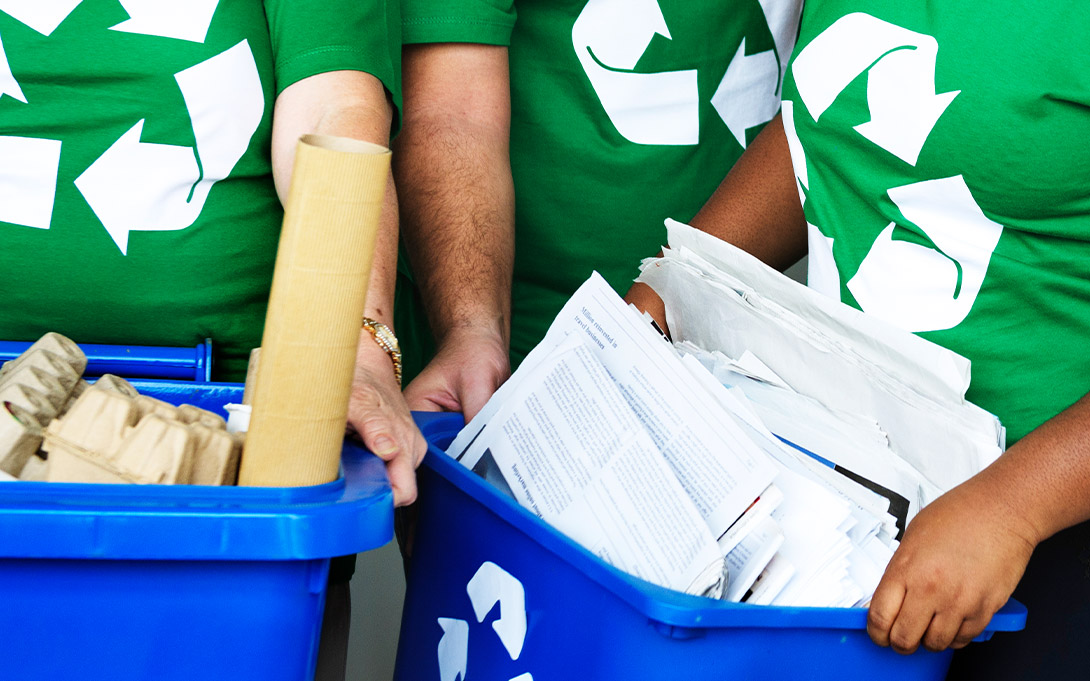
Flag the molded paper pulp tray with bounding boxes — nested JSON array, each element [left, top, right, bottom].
[[0, 381, 393, 681], [395, 412, 1025, 681]]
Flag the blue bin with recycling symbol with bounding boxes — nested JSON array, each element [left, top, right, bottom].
[[394, 412, 1026, 681], [0, 343, 393, 681]]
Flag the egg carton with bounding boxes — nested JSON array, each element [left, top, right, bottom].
[[0, 333, 86, 476], [44, 385, 241, 486]]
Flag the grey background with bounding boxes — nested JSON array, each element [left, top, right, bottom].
[[348, 542, 405, 681]]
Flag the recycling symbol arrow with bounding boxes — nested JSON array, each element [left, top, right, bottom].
[[573, 0, 802, 148], [74, 39, 263, 254], [846, 175, 1003, 332], [0, 0, 221, 97], [786, 13, 1003, 333], [110, 0, 219, 43], [572, 0, 699, 146], [437, 618, 470, 681], [0, 0, 85, 230], [0, 0, 83, 38], [0, 33, 25, 102], [791, 12, 960, 166], [437, 561, 533, 681], [711, 0, 802, 149], [0, 0, 263, 255]]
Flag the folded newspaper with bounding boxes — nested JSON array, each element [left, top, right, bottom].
[[446, 220, 1005, 607]]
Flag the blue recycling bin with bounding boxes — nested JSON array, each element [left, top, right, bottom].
[[394, 411, 1026, 681], [0, 344, 393, 681]]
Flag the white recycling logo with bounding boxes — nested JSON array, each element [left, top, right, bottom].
[[0, 0, 84, 38], [787, 13, 1003, 333], [437, 561, 533, 681], [572, 0, 801, 148], [0, 0, 264, 255], [109, 0, 220, 44]]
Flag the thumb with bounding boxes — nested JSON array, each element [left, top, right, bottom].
[[353, 413, 401, 461], [353, 416, 419, 507]]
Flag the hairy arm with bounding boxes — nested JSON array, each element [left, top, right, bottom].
[[624, 113, 808, 329], [394, 43, 515, 421], [271, 70, 426, 506]]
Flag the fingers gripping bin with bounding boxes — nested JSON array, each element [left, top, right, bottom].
[[395, 412, 1027, 681], [0, 345, 393, 681]]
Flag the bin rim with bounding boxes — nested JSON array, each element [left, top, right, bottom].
[[0, 381, 393, 561], [414, 411, 1027, 634]]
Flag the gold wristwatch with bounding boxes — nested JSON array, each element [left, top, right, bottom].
[[361, 317, 403, 387]]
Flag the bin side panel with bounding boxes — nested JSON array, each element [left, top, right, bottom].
[[394, 463, 955, 681], [0, 557, 328, 681]]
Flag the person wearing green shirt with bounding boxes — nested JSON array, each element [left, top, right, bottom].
[[628, 2, 1090, 678], [0, 1, 423, 501], [0, 4, 425, 679], [393, 0, 804, 422]]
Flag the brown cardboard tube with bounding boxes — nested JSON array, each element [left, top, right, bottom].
[[242, 348, 260, 406], [238, 134, 391, 487]]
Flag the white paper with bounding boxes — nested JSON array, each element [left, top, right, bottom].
[[532, 274, 778, 537], [637, 219, 1005, 493], [746, 553, 796, 605], [460, 334, 725, 595], [717, 483, 783, 556], [724, 516, 783, 602], [452, 257, 963, 608]]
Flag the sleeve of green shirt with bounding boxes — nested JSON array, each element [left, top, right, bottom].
[[402, 0, 516, 46], [263, 0, 402, 120]]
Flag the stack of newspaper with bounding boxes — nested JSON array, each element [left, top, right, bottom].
[[446, 220, 1005, 607]]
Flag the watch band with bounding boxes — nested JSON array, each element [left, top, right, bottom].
[[361, 317, 403, 387]]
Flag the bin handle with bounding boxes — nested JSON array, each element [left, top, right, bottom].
[[0, 339, 213, 382]]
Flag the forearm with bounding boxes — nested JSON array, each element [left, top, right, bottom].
[[689, 113, 808, 271], [867, 390, 1090, 653], [970, 391, 1090, 544], [625, 113, 807, 328], [270, 69, 399, 338], [393, 43, 514, 349], [362, 177, 398, 324]]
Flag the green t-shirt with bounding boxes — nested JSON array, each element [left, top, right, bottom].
[[399, 0, 803, 371], [0, 0, 400, 380], [782, 2, 1090, 442]]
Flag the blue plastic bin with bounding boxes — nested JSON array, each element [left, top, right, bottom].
[[0, 338, 214, 381], [0, 348, 393, 681], [394, 412, 1026, 681]]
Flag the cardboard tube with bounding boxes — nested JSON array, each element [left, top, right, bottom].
[[238, 134, 390, 487], [242, 347, 260, 406]]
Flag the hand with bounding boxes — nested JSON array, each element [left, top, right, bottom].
[[403, 326, 509, 422], [347, 337, 427, 507], [867, 477, 1037, 654], [623, 281, 670, 339]]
